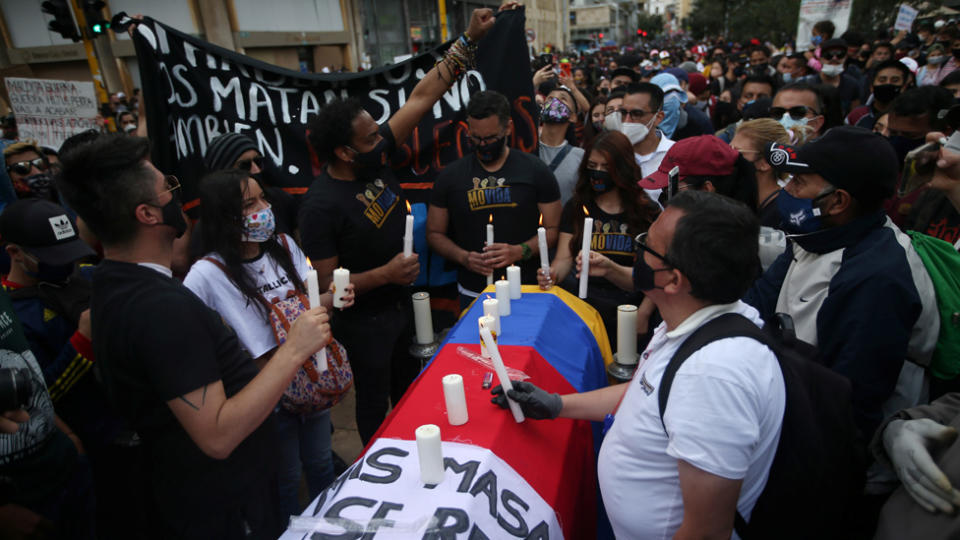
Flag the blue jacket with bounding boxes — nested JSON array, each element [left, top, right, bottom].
[[745, 211, 938, 439]]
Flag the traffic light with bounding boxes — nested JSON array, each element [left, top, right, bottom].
[[41, 0, 80, 42], [83, 1, 110, 37], [637, 28, 642, 36], [598, 33, 604, 39]]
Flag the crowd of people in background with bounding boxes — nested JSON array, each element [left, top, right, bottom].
[[3, 3, 960, 539]]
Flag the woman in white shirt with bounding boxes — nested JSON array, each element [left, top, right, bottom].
[[184, 169, 354, 519]]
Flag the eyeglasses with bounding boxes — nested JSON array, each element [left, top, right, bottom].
[[467, 132, 505, 146], [236, 156, 264, 172], [618, 108, 656, 121], [6, 157, 48, 176], [770, 105, 818, 119], [822, 50, 846, 61], [143, 175, 181, 205], [633, 232, 675, 268]]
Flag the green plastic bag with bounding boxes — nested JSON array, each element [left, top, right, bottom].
[[908, 231, 960, 380]]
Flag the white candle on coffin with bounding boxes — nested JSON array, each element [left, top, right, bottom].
[[442, 374, 469, 426], [482, 297, 501, 335], [578, 208, 593, 299], [332, 268, 349, 308], [617, 304, 639, 364], [479, 322, 525, 423], [403, 201, 414, 258], [506, 265, 521, 299], [412, 292, 434, 345], [495, 280, 511, 316], [486, 214, 494, 287], [479, 315, 496, 359], [415, 424, 445, 484]]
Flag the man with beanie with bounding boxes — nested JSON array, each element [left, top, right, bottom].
[[744, 126, 939, 532]]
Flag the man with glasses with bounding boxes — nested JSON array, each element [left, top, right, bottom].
[[428, 90, 561, 309], [745, 128, 938, 528], [3, 142, 56, 202], [491, 190, 784, 540], [56, 134, 332, 538], [771, 82, 826, 139], [818, 38, 862, 117], [617, 83, 673, 202]]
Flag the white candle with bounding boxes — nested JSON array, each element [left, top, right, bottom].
[[537, 226, 550, 278], [332, 268, 349, 308], [403, 214, 414, 258], [412, 291, 434, 345], [415, 424, 445, 484], [479, 323, 525, 423], [495, 279, 511, 316], [306, 266, 320, 309], [578, 216, 593, 299], [617, 304, 639, 364], [479, 315, 496, 358], [482, 297, 501, 335], [442, 374, 469, 426], [506, 265, 521, 299], [486, 218, 494, 287]]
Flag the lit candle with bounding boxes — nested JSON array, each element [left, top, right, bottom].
[[538, 214, 550, 280], [479, 315, 496, 358], [479, 322, 525, 423], [412, 291, 434, 345], [486, 214, 494, 287], [579, 207, 593, 299], [442, 374, 469, 426], [495, 279, 511, 316], [617, 304, 639, 364], [506, 265, 521, 299], [482, 296, 500, 335], [403, 201, 414, 258], [332, 267, 349, 308], [305, 257, 320, 309], [415, 424, 445, 484]]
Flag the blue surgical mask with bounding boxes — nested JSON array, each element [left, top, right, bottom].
[[776, 186, 835, 234], [778, 113, 810, 132], [659, 93, 682, 139], [811, 35, 823, 46], [782, 72, 794, 84]]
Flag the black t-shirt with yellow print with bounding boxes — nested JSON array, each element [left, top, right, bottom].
[[431, 149, 560, 294], [299, 123, 407, 306]]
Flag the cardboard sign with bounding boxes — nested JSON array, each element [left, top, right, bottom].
[[895, 4, 920, 32], [4, 77, 98, 150]]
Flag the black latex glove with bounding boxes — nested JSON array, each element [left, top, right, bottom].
[[490, 380, 562, 420]]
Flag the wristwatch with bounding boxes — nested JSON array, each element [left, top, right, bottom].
[[520, 243, 533, 261]]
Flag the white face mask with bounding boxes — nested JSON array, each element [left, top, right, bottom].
[[621, 114, 658, 145], [820, 64, 844, 77], [603, 110, 622, 132]]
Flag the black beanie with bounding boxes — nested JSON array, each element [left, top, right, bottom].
[[203, 133, 258, 173]]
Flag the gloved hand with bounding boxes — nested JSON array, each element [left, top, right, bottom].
[[490, 380, 562, 420], [883, 418, 960, 513]]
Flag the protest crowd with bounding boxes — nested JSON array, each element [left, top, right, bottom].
[[5, 2, 960, 539]]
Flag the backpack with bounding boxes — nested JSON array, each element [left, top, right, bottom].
[[659, 312, 866, 540], [906, 231, 960, 381]]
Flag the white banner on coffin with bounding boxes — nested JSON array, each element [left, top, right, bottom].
[[4, 77, 99, 150], [280, 438, 562, 539]]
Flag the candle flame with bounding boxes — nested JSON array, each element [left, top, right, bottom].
[[405, 200, 411, 213], [488, 213, 493, 224], [306, 257, 313, 269], [582, 205, 590, 217], [539, 213, 543, 226]]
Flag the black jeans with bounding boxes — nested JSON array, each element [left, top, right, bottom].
[[332, 297, 417, 445]]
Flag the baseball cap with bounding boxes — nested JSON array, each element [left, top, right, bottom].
[[688, 72, 708, 96], [0, 199, 94, 265], [664, 67, 689, 84], [651, 73, 688, 104], [764, 126, 899, 207], [640, 135, 739, 189], [821, 38, 847, 52]]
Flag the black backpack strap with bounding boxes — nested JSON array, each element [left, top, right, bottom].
[[657, 312, 774, 540], [544, 142, 573, 173]]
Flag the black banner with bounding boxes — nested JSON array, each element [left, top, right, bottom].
[[131, 8, 537, 211]]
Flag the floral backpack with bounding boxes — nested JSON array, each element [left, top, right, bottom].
[[203, 241, 352, 414]]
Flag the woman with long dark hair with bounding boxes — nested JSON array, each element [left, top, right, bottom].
[[183, 169, 354, 519], [538, 130, 660, 349]]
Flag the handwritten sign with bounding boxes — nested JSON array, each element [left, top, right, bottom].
[[895, 4, 920, 32], [4, 77, 98, 150]]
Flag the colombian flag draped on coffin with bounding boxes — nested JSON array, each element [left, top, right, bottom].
[[282, 286, 613, 539]]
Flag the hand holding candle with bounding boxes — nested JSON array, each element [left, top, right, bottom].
[[578, 207, 593, 299], [305, 258, 328, 371], [485, 214, 494, 287], [332, 268, 350, 308], [479, 322, 525, 423], [537, 215, 550, 280], [403, 201, 414, 258]]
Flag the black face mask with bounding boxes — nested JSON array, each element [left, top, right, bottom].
[[348, 141, 386, 178], [592, 121, 604, 132], [588, 169, 614, 193], [953, 48, 960, 60], [20, 173, 54, 200], [475, 136, 507, 164], [887, 134, 924, 165], [633, 252, 670, 292], [872, 84, 901, 104], [159, 196, 187, 238], [25, 259, 74, 284]]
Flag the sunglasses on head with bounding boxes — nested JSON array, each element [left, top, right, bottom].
[[6, 157, 48, 176], [236, 156, 264, 172], [822, 50, 846, 60], [770, 105, 817, 119]]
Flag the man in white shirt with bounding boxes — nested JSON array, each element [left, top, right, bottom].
[[615, 83, 675, 202], [492, 190, 785, 539]]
